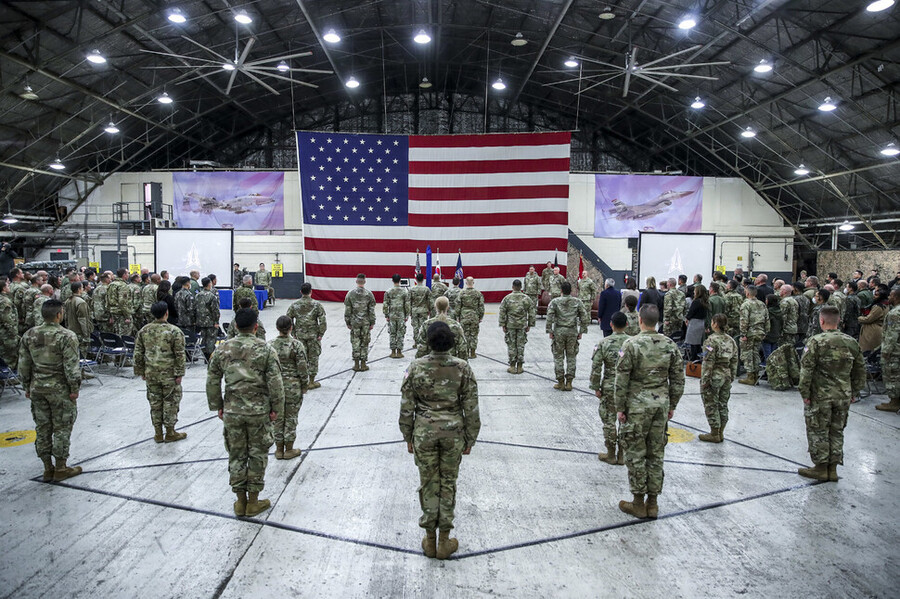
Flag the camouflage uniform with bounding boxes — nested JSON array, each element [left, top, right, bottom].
[[207, 333, 285, 493], [63, 295, 92, 354], [140, 283, 158, 330], [546, 295, 588, 383], [779, 295, 801, 381], [384, 285, 411, 352], [842, 293, 862, 339], [32, 295, 52, 330], [881, 304, 900, 404], [663, 288, 686, 338], [196, 289, 220, 357], [795, 293, 811, 341], [700, 332, 738, 430], [624, 310, 640, 336], [58, 281, 73, 305], [22, 285, 42, 331], [0, 291, 20, 369], [129, 282, 143, 330], [286, 296, 327, 383], [269, 335, 308, 445], [547, 273, 565, 300], [799, 330, 865, 467], [175, 288, 197, 331], [445, 285, 461, 320], [409, 284, 433, 346], [232, 284, 259, 313], [415, 315, 467, 360], [498, 290, 536, 366], [19, 321, 81, 461], [541, 266, 554, 292], [106, 277, 134, 337], [344, 286, 376, 362], [232, 268, 244, 290], [91, 283, 109, 332], [577, 277, 598, 323], [724, 289, 744, 337], [589, 332, 629, 452], [614, 331, 685, 496], [134, 321, 186, 429], [708, 293, 726, 322], [739, 298, 770, 375], [765, 344, 799, 391], [524, 272, 541, 306], [400, 351, 480, 531], [457, 287, 485, 356], [227, 320, 267, 340], [808, 303, 824, 339], [12, 281, 31, 334], [255, 269, 273, 302]]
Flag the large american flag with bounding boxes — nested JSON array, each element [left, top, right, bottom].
[[298, 131, 570, 302]]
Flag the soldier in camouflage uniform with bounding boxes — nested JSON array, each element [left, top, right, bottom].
[[384, 274, 411, 358], [546, 281, 588, 391], [31, 285, 54, 330], [175, 277, 197, 332], [663, 277, 686, 339], [724, 280, 744, 338], [409, 273, 433, 349], [255, 263, 274, 306], [445, 277, 462, 320], [457, 277, 485, 359], [0, 277, 20, 370], [708, 282, 726, 324], [577, 272, 598, 323], [196, 277, 221, 360], [797, 306, 865, 482], [541, 261, 554, 293], [63, 282, 92, 358], [415, 297, 467, 360], [875, 288, 900, 413], [286, 282, 327, 389], [270, 316, 308, 460], [808, 288, 829, 339], [207, 308, 285, 517], [794, 283, 811, 342], [106, 269, 135, 337], [91, 273, 110, 332], [19, 299, 83, 482], [228, 297, 267, 340], [431, 273, 448, 299], [738, 285, 770, 385], [344, 273, 376, 371], [128, 274, 143, 330], [58, 273, 77, 305], [524, 266, 541, 306], [842, 281, 862, 339], [140, 274, 160, 332], [8, 268, 27, 334], [134, 301, 187, 443], [400, 321, 480, 560], [21, 273, 46, 332], [589, 311, 629, 465], [623, 295, 640, 336], [614, 304, 684, 519], [232, 263, 244, 290], [699, 314, 739, 442], [232, 275, 259, 313], [547, 267, 565, 300], [499, 279, 536, 373]]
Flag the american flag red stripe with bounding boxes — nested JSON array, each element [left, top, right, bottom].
[[298, 131, 570, 302]]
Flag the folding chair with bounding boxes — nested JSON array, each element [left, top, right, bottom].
[[217, 322, 228, 341], [860, 349, 883, 399], [99, 332, 128, 375], [184, 330, 206, 366], [79, 350, 103, 386], [120, 335, 137, 377], [89, 331, 104, 361], [0, 357, 22, 396]]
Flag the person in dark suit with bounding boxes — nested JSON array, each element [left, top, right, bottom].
[[597, 278, 623, 337]]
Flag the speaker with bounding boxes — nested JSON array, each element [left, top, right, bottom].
[[627, 237, 638, 249]]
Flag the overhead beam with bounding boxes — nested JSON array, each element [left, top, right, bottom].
[[0, 160, 102, 183], [756, 161, 899, 191], [295, 0, 355, 102]]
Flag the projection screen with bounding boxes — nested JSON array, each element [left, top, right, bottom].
[[154, 228, 233, 287], [638, 232, 716, 287]]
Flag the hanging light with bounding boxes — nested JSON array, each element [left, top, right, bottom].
[[345, 76, 360, 89], [511, 32, 527, 47], [86, 49, 107, 64], [492, 77, 506, 90], [599, 7, 615, 20], [167, 8, 187, 23], [222, 62, 236, 71], [233, 9, 252, 24], [20, 85, 39, 101], [794, 164, 810, 176], [413, 29, 432, 44], [740, 126, 757, 138], [157, 92, 173, 104], [564, 57, 579, 68], [818, 97, 837, 112], [419, 77, 432, 89], [690, 96, 705, 109], [104, 122, 120, 134], [880, 142, 899, 156], [276, 61, 290, 72], [753, 59, 773, 73], [839, 220, 855, 231], [49, 157, 65, 170], [1, 214, 18, 224], [866, 0, 895, 12], [678, 16, 697, 30], [323, 29, 341, 43]]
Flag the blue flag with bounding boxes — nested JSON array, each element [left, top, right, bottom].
[[425, 245, 432, 288], [455, 252, 464, 287]]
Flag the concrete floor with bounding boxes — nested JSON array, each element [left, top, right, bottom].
[[1, 301, 897, 598]]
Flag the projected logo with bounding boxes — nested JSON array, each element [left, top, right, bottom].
[[173, 172, 284, 232], [594, 175, 703, 238]]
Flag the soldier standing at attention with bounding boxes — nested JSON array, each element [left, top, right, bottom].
[[207, 308, 284, 517], [345, 273, 376, 372], [8, 268, 27, 334], [400, 321, 480, 560], [175, 277, 197, 333], [232, 263, 243, 290], [623, 295, 640, 335], [546, 281, 588, 391], [106, 268, 134, 337], [842, 281, 862, 339], [0, 277, 20, 370], [286, 283, 327, 389], [21, 272, 46, 332], [445, 277, 462, 319], [19, 300, 82, 482], [458, 277, 485, 359], [134, 302, 187, 443], [589, 311, 629, 465], [196, 277, 221, 361], [663, 277, 686, 339], [615, 304, 685, 519], [797, 306, 865, 481], [409, 273, 433, 349], [431, 273, 448, 299], [499, 279, 535, 374], [808, 288, 830, 339], [738, 285, 770, 385], [416, 297, 467, 359], [188, 270, 201, 294], [31, 285, 55, 330], [541, 261, 554, 293], [524, 265, 541, 306], [270, 316, 308, 460], [384, 273, 411, 358], [63, 282, 92, 357], [875, 287, 900, 413], [92, 272, 111, 332], [548, 266, 565, 300], [255, 262, 274, 306], [708, 282, 726, 323], [577, 271, 598, 323], [698, 314, 739, 443], [228, 297, 267, 340], [128, 274, 143, 330], [232, 274, 258, 313], [141, 274, 160, 330], [723, 280, 744, 339]]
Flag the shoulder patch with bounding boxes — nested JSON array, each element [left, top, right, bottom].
[[618, 349, 625, 357], [802, 346, 809, 354]]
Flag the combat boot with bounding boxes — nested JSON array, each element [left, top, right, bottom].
[[275, 442, 285, 460], [618, 494, 648, 519], [397, 350, 404, 358], [616, 443, 625, 465], [153, 425, 164, 444], [469, 348, 476, 359], [719, 421, 727, 441], [507, 363, 516, 374], [516, 362, 524, 374], [234, 491, 247, 517], [698, 428, 721, 443], [597, 442, 617, 465], [828, 463, 839, 482], [646, 494, 659, 519], [41, 456, 54, 482], [565, 377, 573, 391], [875, 397, 900, 412], [738, 373, 758, 386], [53, 458, 82, 481], [390, 349, 397, 358], [422, 529, 437, 558], [553, 377, 565, 390], [797, 463, 829, 481], [352, 359, 360, 372], [308, 376, 321, 390], [436, 529, 458, 560], [282, 441, 302, 460], [165, 426, 187, 443], [244, 492, 271, 517], [359, 360, 369, 371]]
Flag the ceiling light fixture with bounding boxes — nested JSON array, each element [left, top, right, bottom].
[[690, 96, 705, 109], [157, 92, 173, 104], [492, 77, 506, 90], [678, 16, 697, 29], [740, 127, 757, 138], [419, 77, 432, 89], [818, 97, 837, 112], [880, 142, 900, 157], [753, 59, 773, 73], [599, 7, 615, 20], [413, 29, 432, 44], [276, 60, 290, 72], [20, 85, 39, 101], [345, 76, 360, 89], [866, 0, 895, 12], [222, 62, 236, 71], [323, 29, 341, 43], [794, 164, 810, 176], [839, 220, 855, 231], [49, 157, 65, 170], [564, 56, 579, 68], [167, 8, 187, 23], [233, 9, 252, 24], [511, 32, 527, 47], [104, 122, 120, 134], [1, 214, 18, 225], [86, 49, 107, 64]]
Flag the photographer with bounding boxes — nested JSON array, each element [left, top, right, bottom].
[[0, 242, 17, 276]]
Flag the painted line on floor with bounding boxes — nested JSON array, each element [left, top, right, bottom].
[[848, 407, 900, 431]]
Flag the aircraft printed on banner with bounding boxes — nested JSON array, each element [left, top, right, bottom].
[[181, 192, 275, 215], [606, 189, 694, 221]]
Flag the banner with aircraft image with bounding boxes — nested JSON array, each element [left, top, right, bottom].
[[172, 172, 284, 232], [593, 174, 703, 238]]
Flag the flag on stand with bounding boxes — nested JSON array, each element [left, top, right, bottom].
[[414, 249, 421, 279], [455, 251, 464, 287], [578, 253, 584, 279], [426, 245, 433, 287], [553, 249, 559, 269], [434, 252, 442, 280], [298, 131, 571, 301]]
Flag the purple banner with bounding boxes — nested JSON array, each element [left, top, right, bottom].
[[173, 172, 284, 232], [594, 174, 703, 238]]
